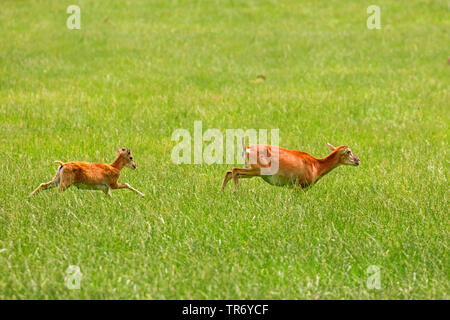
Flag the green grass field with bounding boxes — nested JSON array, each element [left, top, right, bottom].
[[0, 0, 448, 299]]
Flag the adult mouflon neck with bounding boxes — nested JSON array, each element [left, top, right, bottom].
[[315, 149, 342, 180]]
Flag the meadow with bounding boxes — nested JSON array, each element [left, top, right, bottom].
[[0, 0, 448, 299]]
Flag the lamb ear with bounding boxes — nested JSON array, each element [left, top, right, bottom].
[[326, 143, 336, 151], [117, 147, 122, 153], [126, 149, 130, 154]]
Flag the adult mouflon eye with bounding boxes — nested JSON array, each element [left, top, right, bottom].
[[130, 157, 133, 160]]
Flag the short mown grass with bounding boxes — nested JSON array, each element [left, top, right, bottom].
[[0, 0, 448, 299]]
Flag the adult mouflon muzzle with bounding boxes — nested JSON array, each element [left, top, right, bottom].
[[353, 155, 360, 166]]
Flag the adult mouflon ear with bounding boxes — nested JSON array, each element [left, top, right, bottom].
[[326, 143, 336, 151], [117, 147, 122, 153]]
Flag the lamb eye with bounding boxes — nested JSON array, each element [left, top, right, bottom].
[[130, 157, 133, 160]]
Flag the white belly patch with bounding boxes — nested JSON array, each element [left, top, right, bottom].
[[261, 175, 296, 187], [74, 184, 108, 191]]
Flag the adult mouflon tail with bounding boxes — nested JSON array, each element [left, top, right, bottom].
[[241, 137, 250, 168]]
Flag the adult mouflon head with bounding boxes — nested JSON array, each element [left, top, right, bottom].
[[326, 143, 360, 166]]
